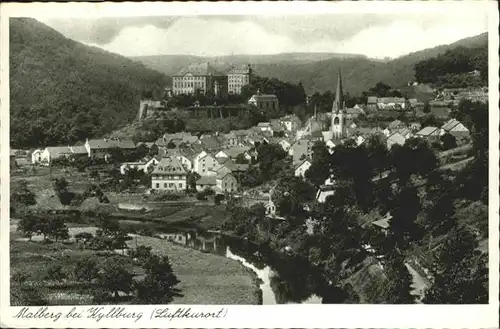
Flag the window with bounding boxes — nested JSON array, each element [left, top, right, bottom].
[[156, 183, 160, 188], [179, 183, 183, 189], [169, 183, 174, 188], [334, 117, 340, 125], [163, 183, 167, 188]]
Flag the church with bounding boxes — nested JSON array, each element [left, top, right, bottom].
[[321, 69, 349, 144]]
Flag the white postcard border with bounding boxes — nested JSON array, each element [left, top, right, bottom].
[[1, 1, 498, 328]]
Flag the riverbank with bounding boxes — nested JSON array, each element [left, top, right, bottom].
[[125, 235, 260, 304], [10, 221, 261, 305]]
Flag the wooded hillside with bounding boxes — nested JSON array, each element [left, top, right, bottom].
[[10, 18, 169, 148]]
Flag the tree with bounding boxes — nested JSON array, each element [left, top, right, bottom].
[[47, 217, 69, 242], [365, 134, 389, 178], [11, 180, 36, 208], [74, 257, 100, 283], [89, 169, 99, 180], [52, 177, 74, 205], [75, 232, 94, 249], [423, 101, 431, 114], [379, 254, 416, 303], [235, 153, 249, 164], [388, 186, 422, 249], [187, 172, 201, 192], [17, 215, 38, 240], [423, 226, 487, 303], [43, 264, 67, 282], [440, 133, 457, 150], [304, 141, 331, 188], [129, 245, 154, 265], [135, 254, 181, 304], [96, 258, 134, 300], [389, 138, 438, 186]]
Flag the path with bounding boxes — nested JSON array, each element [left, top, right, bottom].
[[405, 263, 427, 303]]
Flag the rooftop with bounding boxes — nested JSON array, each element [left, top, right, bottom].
[[196, 176, 217, 185], [151, 156, 188, 175], [87, 138, 135, 149], [417, 126, 440, 136], [173, 62, 224, 77]]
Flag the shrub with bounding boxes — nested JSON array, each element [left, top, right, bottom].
[[196, 192, 207, 201]]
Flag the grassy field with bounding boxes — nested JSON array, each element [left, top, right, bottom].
[[126, 235, 260, 304], [10, 222, 260, 305]]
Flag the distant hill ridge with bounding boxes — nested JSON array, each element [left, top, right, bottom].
[[133, 33, 487, 94], [10, 18, 169, 148]]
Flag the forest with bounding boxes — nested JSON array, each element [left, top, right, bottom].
[[9, 18, 169, 148], [222, 99, 488, 303], [414, 45, 488, 87]]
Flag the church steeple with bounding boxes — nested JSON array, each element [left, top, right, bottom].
[[332, 68, 344, 113], [330, 69, 347, 139]]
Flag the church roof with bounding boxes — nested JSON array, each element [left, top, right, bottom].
[[332, 68, 345, 113]]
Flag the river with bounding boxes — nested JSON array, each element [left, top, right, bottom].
[[160, 230, 323, 305]]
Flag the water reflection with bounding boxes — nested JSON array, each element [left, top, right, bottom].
[[157, 230, 323, 304]]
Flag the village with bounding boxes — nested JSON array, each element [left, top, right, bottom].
[[14, 67, 477, 214], [8, 12, 489, 308]]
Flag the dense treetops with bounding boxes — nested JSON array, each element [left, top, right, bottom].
[[414, 45, 488, 88], [10, 18, 169, 148]]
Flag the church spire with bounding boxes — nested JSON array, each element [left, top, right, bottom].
[[332, 68, 344, 113]]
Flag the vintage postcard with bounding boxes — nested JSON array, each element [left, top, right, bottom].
[[0, 1, 498, 328]]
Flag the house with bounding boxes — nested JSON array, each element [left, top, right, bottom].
[[269, 119, 286, 135], [31, 149, 44, 164], [279, 115, 301, 132], [70, 146, 88, 159], [193, 151, 219, 175], [377, 97, 407, 110], [371, 213, 392, 235], [215, 147, 251, 161], [120, 162, 146, 175], [144, 157, 160, 173], [221, 132, 238, 147], [294, 159, 312, 178], [172, 62, 226, 96], [345, 107, 365, 119], [440, 119, 470, 138], [396, 128, 413, 139], [198, 136, 223, 152], [228, 64, 252, 95], [216, 172, 238, 194], [256, 122, 273, 132], [382, 128, 391, 137], [265, 198, 277, 216], [163, 132, 199, 145], [224, 161, 250, 174], [39, 146, 73, 164], [85, 138, 136, 159], [386, 132, 407, 149], [233, 129, 250, 143], [170, 149, 194, 171], [353, 135, 366, 146], [409, 122, 422, 132], [388, 119, 407, 131], [291, 139, 314, 165], [196, 176, 217, 192], [367, 96, 378, 111], [416, 126, 441, 142], [278, 139, 292, 152], [151, 156, 188, 191], [316, 185, 335, 203], [248, 92, 279, 111]]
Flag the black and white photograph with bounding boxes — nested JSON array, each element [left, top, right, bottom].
[[1, 1, 498, 328]]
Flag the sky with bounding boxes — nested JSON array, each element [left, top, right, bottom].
[[38, 8, 488, 59]]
